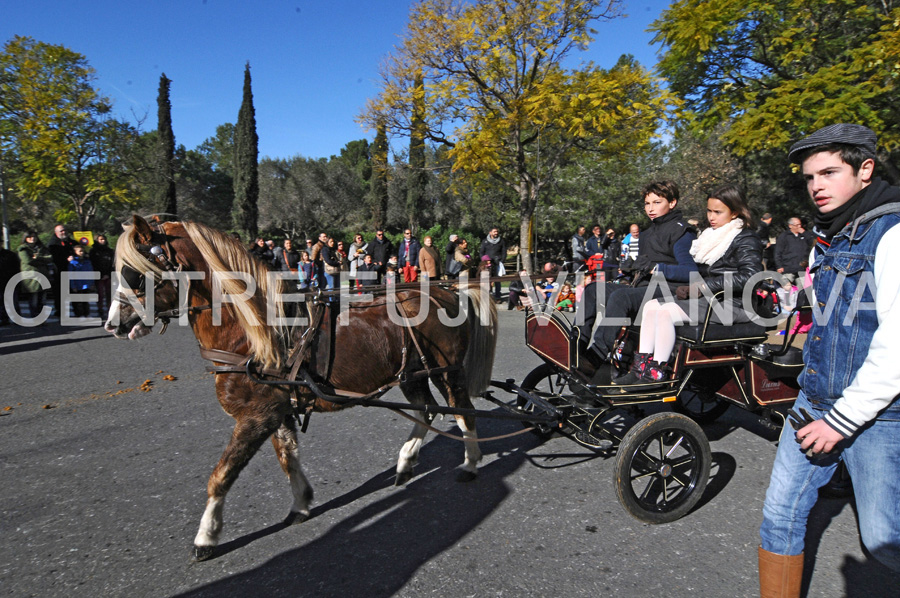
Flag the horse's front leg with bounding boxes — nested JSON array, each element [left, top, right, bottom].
[[271, 416, 313, 525], [193, 417, 278, 562]]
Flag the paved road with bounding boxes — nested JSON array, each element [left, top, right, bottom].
[[1, 310, 897, 597]]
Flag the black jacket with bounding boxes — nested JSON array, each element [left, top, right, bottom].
[[366, 237, 393, 266], [89, 243, 115, 278], [774, 230, 812, 274], [632, 210, 691, 273], [698, 229, 764, 296]]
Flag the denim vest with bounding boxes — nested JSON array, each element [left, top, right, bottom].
[[799, 204, 900, 417]]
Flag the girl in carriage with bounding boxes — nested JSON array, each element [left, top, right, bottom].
[[613, 184, 764, 387]]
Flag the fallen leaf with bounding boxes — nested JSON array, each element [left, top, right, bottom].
[[3, 406, 12, 411], [42, 404, 55, 409], [163, 375, 177, 381]]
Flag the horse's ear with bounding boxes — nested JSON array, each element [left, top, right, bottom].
[[132, 215, 154, 244]]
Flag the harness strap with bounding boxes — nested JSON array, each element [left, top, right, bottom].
[[390, 408, 542, 444], [286, 301, 328, 409], [198, 346, 283, 377]]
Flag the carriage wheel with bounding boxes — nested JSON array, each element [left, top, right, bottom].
[[674, 385, 729, 425], [614, 412, 711, 524], [518, 363, 569, 439]]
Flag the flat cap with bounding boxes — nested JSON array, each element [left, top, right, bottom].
[[788, 124, 877, 163]]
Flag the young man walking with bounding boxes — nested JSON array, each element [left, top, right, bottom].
[[759, 124, 900, 596]]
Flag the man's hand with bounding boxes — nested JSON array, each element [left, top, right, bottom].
[[675, 284, 703, 300], [796, 419, 844, 457]]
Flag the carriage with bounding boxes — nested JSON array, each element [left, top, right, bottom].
[[498, 294, 807, 523], [107, 215, 813, 560]]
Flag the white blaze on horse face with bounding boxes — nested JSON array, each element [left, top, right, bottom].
[[105, 279, 152, 339]]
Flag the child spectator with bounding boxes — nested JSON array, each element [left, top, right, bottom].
[[68, 244, 95, 318], [357, 254, 379, 289], [297, 251, 313, 292], [555, 282, 576, 312]]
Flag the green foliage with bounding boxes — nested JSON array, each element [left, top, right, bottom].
[[361, 0, 672, 271], [369, 123, 389, 228], [155, 73, 177, 215], [652, 0, 900, 175], [233, 63, 259, 237], [0, 36, 138, 229], [406, 72, 428, 232]]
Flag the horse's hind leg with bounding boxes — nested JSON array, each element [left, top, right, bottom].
[[271, 416, 313, 525], [193, 415, 280, 561], [395, 378, 437, 486], [436, 371, 482, 482]]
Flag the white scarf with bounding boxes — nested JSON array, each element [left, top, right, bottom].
[[690, 218, 744, 265]]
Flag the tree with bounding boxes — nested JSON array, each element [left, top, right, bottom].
[[652, 0, 900, 177], [155, 73, 177, 215], [361, 0, 672, 272], [233, 62, 259, 237], [0, 36, 136, 229], [369, 122, 389, 229], [199, 123, 236, 179], [406, 72, 428, 233]]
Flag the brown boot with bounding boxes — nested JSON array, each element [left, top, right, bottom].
[[758, 547, 803, 598]]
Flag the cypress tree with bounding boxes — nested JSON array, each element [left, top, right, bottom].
[[406, 72, 427, 233], [233, 62, 259, 237], [370, 122, 389, 229], [156, 73, 177, 215]]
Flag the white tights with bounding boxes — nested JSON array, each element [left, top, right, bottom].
[[638, 299, 690, 363]]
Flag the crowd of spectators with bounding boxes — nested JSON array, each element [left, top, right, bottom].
[[0, 206, 812, 325]]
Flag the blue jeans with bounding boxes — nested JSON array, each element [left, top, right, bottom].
[[323, 272, 337, 292], [760, 392, 900, 571]]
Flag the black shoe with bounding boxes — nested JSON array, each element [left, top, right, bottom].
[[588, 362, 614, 386], [611, 370, 642, 386]]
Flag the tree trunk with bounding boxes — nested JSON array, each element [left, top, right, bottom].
[[517, 182, 538, 274]]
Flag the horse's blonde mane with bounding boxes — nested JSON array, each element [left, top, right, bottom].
[[117, 220, 285, 369], [181, 221, 285, 369]]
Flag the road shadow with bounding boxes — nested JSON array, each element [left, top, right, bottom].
[[175, 426, 542, 598], [0, 321, 105, 355], [802, 495, 900, 597], [691, 451, 737, 514], [702, 405, 781, 443]]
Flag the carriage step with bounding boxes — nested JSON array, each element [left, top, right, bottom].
[[573, 430, 613, 450]]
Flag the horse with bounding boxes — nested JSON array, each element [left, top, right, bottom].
[[105, 215, 498, 561]]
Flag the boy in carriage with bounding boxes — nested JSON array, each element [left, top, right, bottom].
[[759, 124, 900, 595]]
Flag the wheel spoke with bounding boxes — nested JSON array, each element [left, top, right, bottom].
[[634, 448, 660, 471], [668, 472, 690, 488], [669, 454, 694, 468], [638, 474, 658, 503], [664, 435, 685, 459]]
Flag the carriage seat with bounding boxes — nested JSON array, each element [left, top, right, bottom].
[[676, 321, 767, 344]]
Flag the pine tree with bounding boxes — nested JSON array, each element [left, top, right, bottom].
[[370, 123, 389, 229], [406, 72, 427, 233], [156, 73, 177, 215], [233, 62, 259, 237]]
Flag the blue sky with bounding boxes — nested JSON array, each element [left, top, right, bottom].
[[2, 0, 671, 160]]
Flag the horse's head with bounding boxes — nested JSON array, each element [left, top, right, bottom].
[[105, 215, 185, 339]]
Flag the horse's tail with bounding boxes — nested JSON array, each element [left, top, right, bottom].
[[462, 286, 498, 397]]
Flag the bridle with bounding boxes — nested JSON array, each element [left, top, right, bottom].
[[116, 223, 209, 333]]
